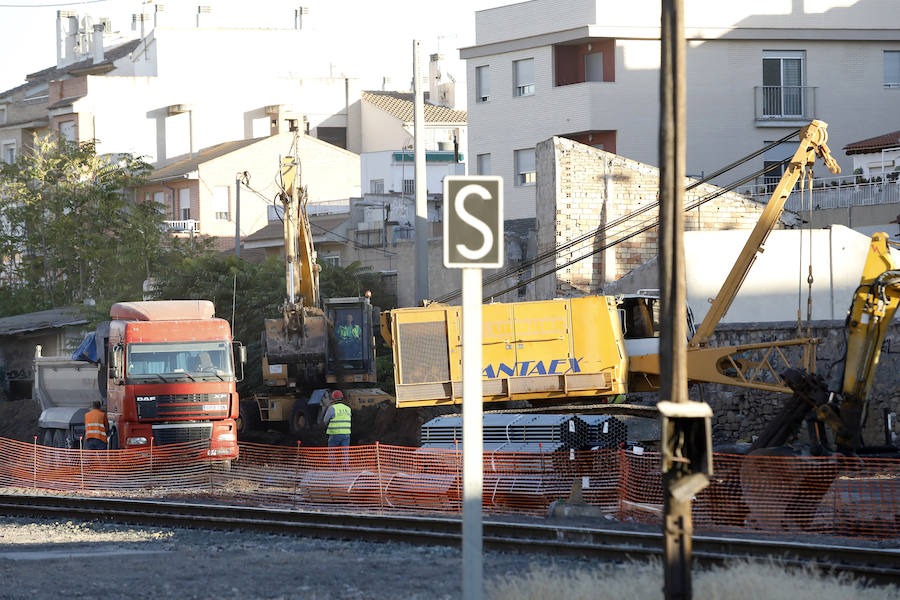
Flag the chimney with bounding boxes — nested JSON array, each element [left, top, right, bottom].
[[57, 11, 77, 67], [91, 24, 104, 64], [132, 13, 150, 38], [196, 5, 212, 28], [154, 4, 166, 28], [294, 6, 309, 30]]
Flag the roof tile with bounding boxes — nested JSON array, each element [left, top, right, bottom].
[[362, 91, 466, 124]]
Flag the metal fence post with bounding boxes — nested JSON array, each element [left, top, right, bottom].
[[149, 436, 155, 490], [293, 441, 302, 501], [376, 441, 384, 509], [79, 436, 84, 491], [32, 435, 37, 490]]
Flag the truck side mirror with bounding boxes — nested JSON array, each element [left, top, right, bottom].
[[233, 342, 246, 382], [111, 345, 124, 382]]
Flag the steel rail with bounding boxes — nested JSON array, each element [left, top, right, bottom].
[[0, 493, 897, 584]]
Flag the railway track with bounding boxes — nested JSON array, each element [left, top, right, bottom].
[[0, 493, 897, 585]]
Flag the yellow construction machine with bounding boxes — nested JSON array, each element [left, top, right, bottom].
[[381, 120, 852, 443], [238, 151, 388, 436]]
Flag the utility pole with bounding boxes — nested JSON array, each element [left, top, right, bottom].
[[658, 1, 713, 599], [413, 40, 429, 305], [235, 171, 248, 257]]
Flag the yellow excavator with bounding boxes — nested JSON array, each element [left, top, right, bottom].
[[239, 152, 387, 436]]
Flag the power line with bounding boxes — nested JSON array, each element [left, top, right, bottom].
[[0, 0, 109, 7]]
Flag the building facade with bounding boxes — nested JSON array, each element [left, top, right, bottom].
[[461, 0, 900, 219]]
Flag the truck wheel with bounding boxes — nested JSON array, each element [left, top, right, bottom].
[[237, 400, 261, 435], [289, 398, 311, 435], [52, 429, 65, 449], [40, 428, 53, 447]]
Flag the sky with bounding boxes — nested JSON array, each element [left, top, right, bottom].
[[0, 0, 512, 101]]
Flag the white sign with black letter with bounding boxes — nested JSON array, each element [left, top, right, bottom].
[[443, 176, 503, 269]]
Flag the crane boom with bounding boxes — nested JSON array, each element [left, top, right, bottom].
[[689, 120, 840, 348]]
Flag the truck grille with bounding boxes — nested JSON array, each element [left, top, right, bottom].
[[397, 321, 450, 384], [151, 424, 212, 446], [136, 393, 230, 420]]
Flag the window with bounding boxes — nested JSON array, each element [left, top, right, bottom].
[[514, 148, 536, 186], [59, 120, 76, 142], [213, 186, 230, 220], [402, 179, 415, 196], [369, 179, 385, 194], [322, 255, 340, 267], [762, 141, 795, 193], [885, 51, 900, 88], [585, 52, 603, 82], [477, 153, 491, 176], [2, 142, 15, 164], [513, 58, 534, 97], [178, 188, 191, 220], [475, 65, 490, 102], [0, 106, 6, 125], [762, 51, 805, 117], [153, 191, 166, 209], [356, 229, 383, 248]]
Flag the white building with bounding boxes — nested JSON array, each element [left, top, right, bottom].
[[461, 0, 900, 219]]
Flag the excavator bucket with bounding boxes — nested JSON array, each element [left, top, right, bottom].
[[263, 313, 328, 367]]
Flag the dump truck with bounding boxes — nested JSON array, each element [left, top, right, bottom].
[[33, 300, 245, 460]]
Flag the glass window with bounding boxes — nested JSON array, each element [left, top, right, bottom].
[[513, 58, 534, 97], [213, 186, 230, 220], [477, 153, 491, 176], [762, 50, 805, 117], [0, 106, 6, 125], [60, 120, 76, 142], [585, 52, 603, 81], [402, 179, 415, 196], [2, 143, 15, 164], [885, 51, 900, 87], [126, 341, 234, 381], [178, 188, 191, 220], [370, 179, 384, 194], [476, 65, 490, 102], [514, 148, 536, 186], [334, 307, 364, 363]]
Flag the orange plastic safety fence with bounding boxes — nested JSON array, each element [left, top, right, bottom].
[[1, 437, 897, 539]]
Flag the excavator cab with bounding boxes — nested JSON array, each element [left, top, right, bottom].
[[325, 296, 378, 383]]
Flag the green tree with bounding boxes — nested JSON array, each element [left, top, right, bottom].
[[0, 136, 162, 316]]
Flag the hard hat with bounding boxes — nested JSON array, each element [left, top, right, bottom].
[[331, 390, 344, 400]]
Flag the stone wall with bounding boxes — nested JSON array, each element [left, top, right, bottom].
[[536, 136, 799, 299], [696, 321, 900, 449]]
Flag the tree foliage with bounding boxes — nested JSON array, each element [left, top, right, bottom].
[[0, 137, 164, 316]]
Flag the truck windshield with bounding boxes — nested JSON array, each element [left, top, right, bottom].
[[126, 341, 234, 382]]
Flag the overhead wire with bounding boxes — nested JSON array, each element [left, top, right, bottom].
[[433, 130, 804, 303]]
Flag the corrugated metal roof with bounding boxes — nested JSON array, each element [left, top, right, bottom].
[[147, 137, 266, 182], [362, 91, 466, 124], [0, 307, 89, 336], [844, 130, 900, 155]]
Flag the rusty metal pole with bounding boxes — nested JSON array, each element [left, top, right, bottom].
[[659, 1, 699, 598]]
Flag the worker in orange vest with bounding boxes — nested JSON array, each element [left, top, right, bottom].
[[84, 401, 109, 450]]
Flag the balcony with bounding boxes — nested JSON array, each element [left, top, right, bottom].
[[740, 176, 900, 211], [754, 86, 817, 125], [164, 219, 199, 232]]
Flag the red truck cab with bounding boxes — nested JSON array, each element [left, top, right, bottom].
[[104, 301, 243, 460]]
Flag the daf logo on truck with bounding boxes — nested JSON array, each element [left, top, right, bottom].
[[136, 396, 156, 402]]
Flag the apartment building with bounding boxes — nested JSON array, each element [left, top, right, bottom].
[[0, 6, 366, 167], [461, 0, 900, 219]]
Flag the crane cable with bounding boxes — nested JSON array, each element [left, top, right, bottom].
[[433, 129, 804, 304]]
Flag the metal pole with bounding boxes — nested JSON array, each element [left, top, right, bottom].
[[32, 435, 37, 490], [659, 1, 694, 599], [235, 174, 241, 257], [413, 40, 430, 305], [461, 266, 483, 600]]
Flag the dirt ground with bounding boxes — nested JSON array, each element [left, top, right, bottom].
[[0, 399, 40, 443]]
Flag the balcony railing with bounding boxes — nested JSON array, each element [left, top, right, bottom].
[[164, 219, 199, 232], [754, 86, 816, 121], [739, 176, 900, 211]]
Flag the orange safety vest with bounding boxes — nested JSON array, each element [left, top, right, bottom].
[[84, 408, 108, 444]]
